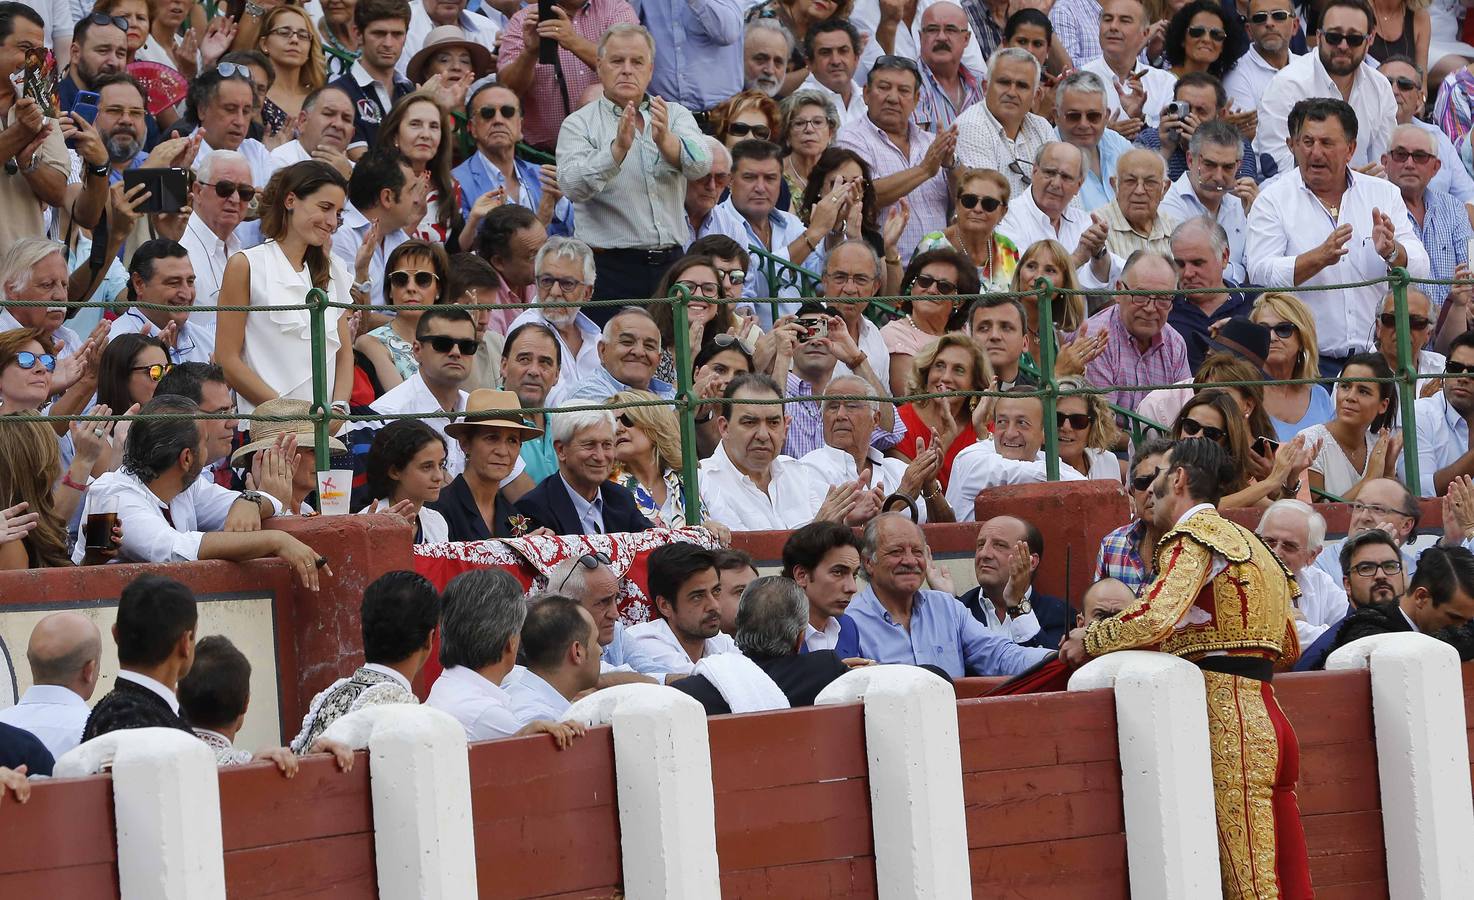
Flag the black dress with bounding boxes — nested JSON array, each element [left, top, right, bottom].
[[429, 473, 523, 541]]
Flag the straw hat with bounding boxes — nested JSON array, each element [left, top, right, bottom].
[[406, 25, 496, 85], [231, 397, 347, 466], [445, 389, 544, 440]]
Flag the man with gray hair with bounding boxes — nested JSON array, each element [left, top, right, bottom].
[[426, 569, 587, 746], [544, 553, 657, 683], [913, 1, 984, 133], [557, 24, 711, 305], [565, 305, 675, 402], [1082, 250, 1190, 415], [515, 399, 655, 535], [1381, 121, 1473, 313], [1256, 499, 1350, 642], [1055, 69, 1135, 210], [1093, 147, 1176, 259], [955, 47, 1053, 197], [508, 235, 603, 404], [180, 148, 253, 345], [997, 142, 1119, 286], [0, 239, 85, 360], [670, 575, 852, 715], [1166, 216, 1254, 372], [1159, 119, 1252, 284], [744, 19, 792, 97], [685, 136, 745, 248], [0, 612, 102, 759]]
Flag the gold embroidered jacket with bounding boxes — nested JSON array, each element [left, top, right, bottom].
[[1084, 508, 1300, 663]]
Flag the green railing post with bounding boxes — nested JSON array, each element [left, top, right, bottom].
[[1390, 269, 1421, 491], [670, 285, 703, 524], [307, 287, 330, 471], [1036, 278, 1060, 481]]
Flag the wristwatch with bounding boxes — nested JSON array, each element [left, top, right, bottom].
[[352, 279, 372, 295], [243, 1, 265, 17], [1005, 599, 1032, 618], [85, 161, 109, 179], [236, 489, 267, 508]]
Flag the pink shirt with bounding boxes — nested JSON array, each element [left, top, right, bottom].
[[1083, 305, 1191, 415], [880, 319, 941, 358]]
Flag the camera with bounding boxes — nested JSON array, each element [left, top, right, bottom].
[[1163, 100, 1191, 120]]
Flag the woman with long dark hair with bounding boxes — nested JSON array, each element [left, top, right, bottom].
[[364, 420, 450, 544], [96, 333, 169, 415], [376, 90, 462, 243], [1302, 353, 1401, 500]]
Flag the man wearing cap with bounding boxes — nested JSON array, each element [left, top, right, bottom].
[[454, 79, 572, 242], [401, 6, 501, 79], [1166, 216, 1256, 374], [433, 389, 547, 540], [370, 307, 476, 476], [516, 401, 655, 536]]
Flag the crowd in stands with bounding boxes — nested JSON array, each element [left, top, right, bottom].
[[8, 0, 1474, 796]]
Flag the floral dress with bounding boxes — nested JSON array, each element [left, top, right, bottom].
[[365, 324, 418, 381], [613, 465, 686, 528]]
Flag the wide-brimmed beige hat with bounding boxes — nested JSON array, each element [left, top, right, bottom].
[[231, 397, 347, 466], [406, 25, 496, 85], [445, 389, 544, 440]]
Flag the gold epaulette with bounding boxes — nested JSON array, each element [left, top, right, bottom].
[[1158, 510, 1252, 564]]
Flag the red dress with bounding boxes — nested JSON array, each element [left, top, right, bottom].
[[896, 403, 979, 490]]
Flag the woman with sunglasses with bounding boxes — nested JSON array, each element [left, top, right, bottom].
[[894, 333, 994, 490], [257, 5, 329, 149], [363, 420, 450, 544], [96, 334, 169, 416], [1010, 239, 1086, 356], [940, 168, 1020, 291], [779, 90, 839, 205], [717, 91, 782, 149], [649, 254, 759, 387], [377, 90, 462, 244], [1252, 291, 1334, 440], [1301, 353, 1401, 500], [357, 240, 451, 392], [1169, 389, 1277, 507], [1164, 0, 1249, 80], [609, 391, 688, 528], [883, 248, 978, 396], [217, 161, 355, 430], [1055, 387, 1125, 482], [0, 329, 59, 415]]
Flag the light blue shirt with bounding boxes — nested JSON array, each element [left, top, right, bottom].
[[505, 668, 572, 726], [1413, 118, 1474, 205], [1070, 127, 1133, 214], [1159, 171, 1249, 285], [451, 152, 574, 236], [846, 585, 1053, 678], [562, 474, 606, 534], [686, 201, 748, 249], [634, 0, 746, 111], [720, 197, 806, 328], [566, 365, 676, 403], [520, 430, 559, 483], [601, 620, 630, 667], [1413, 392, 1470, 497]]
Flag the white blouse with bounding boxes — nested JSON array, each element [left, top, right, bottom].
[[236, 241, 347, 415], [1301, 423, 1376, 499]]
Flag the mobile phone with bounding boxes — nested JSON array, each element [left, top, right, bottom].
[[123, 167, 192, 214], [21, 47, 57, 118], [72, 90, 100, 125], [537, 0, 558, 64], [1252, 435, 1281, 457], [797, 316, 829, 342]]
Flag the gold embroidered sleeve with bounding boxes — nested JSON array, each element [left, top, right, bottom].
[[1084, 533, 1213, 656]]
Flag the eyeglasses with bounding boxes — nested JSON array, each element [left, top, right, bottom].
[[727, 122, 771, 140], [676, 279, 720, 298], [268, 26, 313, 42], [86, 12, 131, 31], [1267, 321, 1298, 339], [557, 551, 613, 592], [12, 351, 56, 372], [1379, 313, 1431, 330], [421, 334, 480, 355], [1179, 416, 1227, 443], [131, 363, 173, 381], [476, 104, 518, 120], [714, 267, 746, 286], [617, 413, 637, 428], [1056, 411, 1092, 429], [824, 272, 874, 287], [911, 273, 958, 294], [201, 180, 256, 202], [1035, 164, 1081, 185], [1127, 295, 1174, 309], [1447, 361, 1474, 375], [1350, 500, 1411, 519], [100, 104, 148, 119], [958, 192, 1002, 212], [1130, 467, 1161, 492], [1247, 10, 1292, 23], [214, 62, 254, 82], [1186, 24, 1227, 41], [1321, 30, 1368, 47], [790, 116, 829, 132], [919, 24, 968, 36], [1061, 109, 1105, 124], [874, 54, 920, 72], [536, 274, 584, 293], [1350, 559, 1404, 577], [1387, 76, 1420, 93], [389, 269, 439, 289], [1387, 147, 1436, 164], [1259, 536, 1301, 554]]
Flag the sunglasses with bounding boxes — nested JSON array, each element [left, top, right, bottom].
[[912, 273, 958, 294], [1387, 147, 1435, 164], [1387, 76, 1420, 93], [476, 104, 518, 120], [201, 180, 255, 202], [875, 54, 920, 72], [1446, 361, 1474, 375], [1247, 9, 1292, 23], [958, 192, 1002, 212], [1130, 467, 1161, 492], [390, 269, 439, 289], [1350, 559, 1403, 577], [711, 332, 755, 354], [617, 413, 636, 428], [727, 122, 771, 140], [421, 334, 479, 355], [1321, 30, 1367, 47], [557, 551, 613, 592], [714, 267, 746, 285], [215, 61, 254, 81], [1180, 416, 1227, 443], [1061, 109, 1105, 124], [1267, 321, 1298, 339], [12, 351, 56, 372], [536, 274, 584, 293], [676, 279, 721, 298], [1379, 313, 1431, 330], [1187, 24, 1227, 41], [86, 12, 131, 31], [131, 363, 173, 381], [1056, 411, 1092, 429]]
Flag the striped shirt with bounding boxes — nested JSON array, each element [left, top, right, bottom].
[[1093, 199, 1178, 260], [784, 373, 907, 459], [1083, 304, 1192, 415], [1406, 186, 1472, 309], [1049, 0, 1103, 66], [913, 62, 985, 134]]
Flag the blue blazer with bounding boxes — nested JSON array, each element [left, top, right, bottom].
[[957, 587, 1073, 651], [515, 475, 655, 536], [800, 613, 861, 659], [451, 153, 574, 235]]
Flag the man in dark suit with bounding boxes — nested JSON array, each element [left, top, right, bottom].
[[83, 576, 198, 741], [516, 403, 655, 536], [0, 721, 53, 777], [673, 576, 852, 716], [958, 516, 1073, 650], [1296, 530, 1404, 671], [1329, 545, 1474, 661]]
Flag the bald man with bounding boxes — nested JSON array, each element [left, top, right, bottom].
[[1078, 578, 1134, 626], [0, 612, 102, 759]]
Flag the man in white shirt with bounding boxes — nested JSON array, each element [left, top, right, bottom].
[[1254, 0, 1398, 174], [698, 372, 860, 531], [1256, 500, 1352, 645], [508, 236, 604, 403], [1159, 119, 1252, 284], [1080, 0, 1176, 134], [1414, 331, 1474, 497], [1313, 477, 1421, 581], [335, 148, 418, 310], [1246, 97, 1428, 375], [997, 141, 1119, 287], [179, 150, 251, 337], [946, 389, 1087, 521], [266, 85, 356, 178], [1225, 0, 1300, 115], [0, 612, 100, 760], [107, 239, 213, 364], [624, 543, 738, 677], [370, 307, 474, 476], [1374, 287, 1445, 382], [507, 595, 603, 725], [781, 521, 866, 657], [799, 21, 869, 127], [955, 47, 1054, 198], [402, 0, 501, 78], [189, 66, 274, 188]]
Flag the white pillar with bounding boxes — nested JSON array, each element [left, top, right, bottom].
[[564, 683, 720, 900], [1068, 651, 1221, 900], [1326, 632, 1474, 899], [321, 705, 477, 900], [55, 727, 226, 900], [814, 665, 969, 900]]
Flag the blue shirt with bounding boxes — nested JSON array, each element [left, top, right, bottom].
[[1270, 383, 1335, 442], [451, 152, 574, 236], [1293, 604, 1355, 671], [1413, 118, 1474, 206], [846, 585, 1053, 678], [1166, 287, 1256, 373], [1134, 128, 1257, 182], [1069, 127, 1134, 212], [566, 365, 676, 403], [634, 0, 746, 111], [561, 474, 607, 534], [1407, 186, 1472, 308]]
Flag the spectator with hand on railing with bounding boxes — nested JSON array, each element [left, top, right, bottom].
[[946, 386, 1087, 522], [1302, 353, 1401, 499], [1413, 331, 1474, 497], [362, 420, 450, 544]]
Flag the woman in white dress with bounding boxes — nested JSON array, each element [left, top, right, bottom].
[[362, 420, 450, 544], [1055, 389, 1126, 482], [1302, 353, 1400, 501], [216, 161, 355, 435]]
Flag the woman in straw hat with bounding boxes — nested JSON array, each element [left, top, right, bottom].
[[429, 389, 548, 540], [363, 420, 451, 544], [230, 398, 347, 515]]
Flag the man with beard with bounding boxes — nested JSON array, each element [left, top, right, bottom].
[[624, 543, 738, 677], [1159, 120, 1253, 284], [507, 236, 602, 402], [1060, 438, 1313, 900], [1255, 0, 1397, 173], [1414, 331, 1474, 497], [1224, 0, 1300, 115], [743, 19, 791, 97], [1294, 529, 1409, 669], [1328, 544, 1474, 660], [89, 73, 150, 181], [59, 12, 128, 113], [266, 85, 356, 179]]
